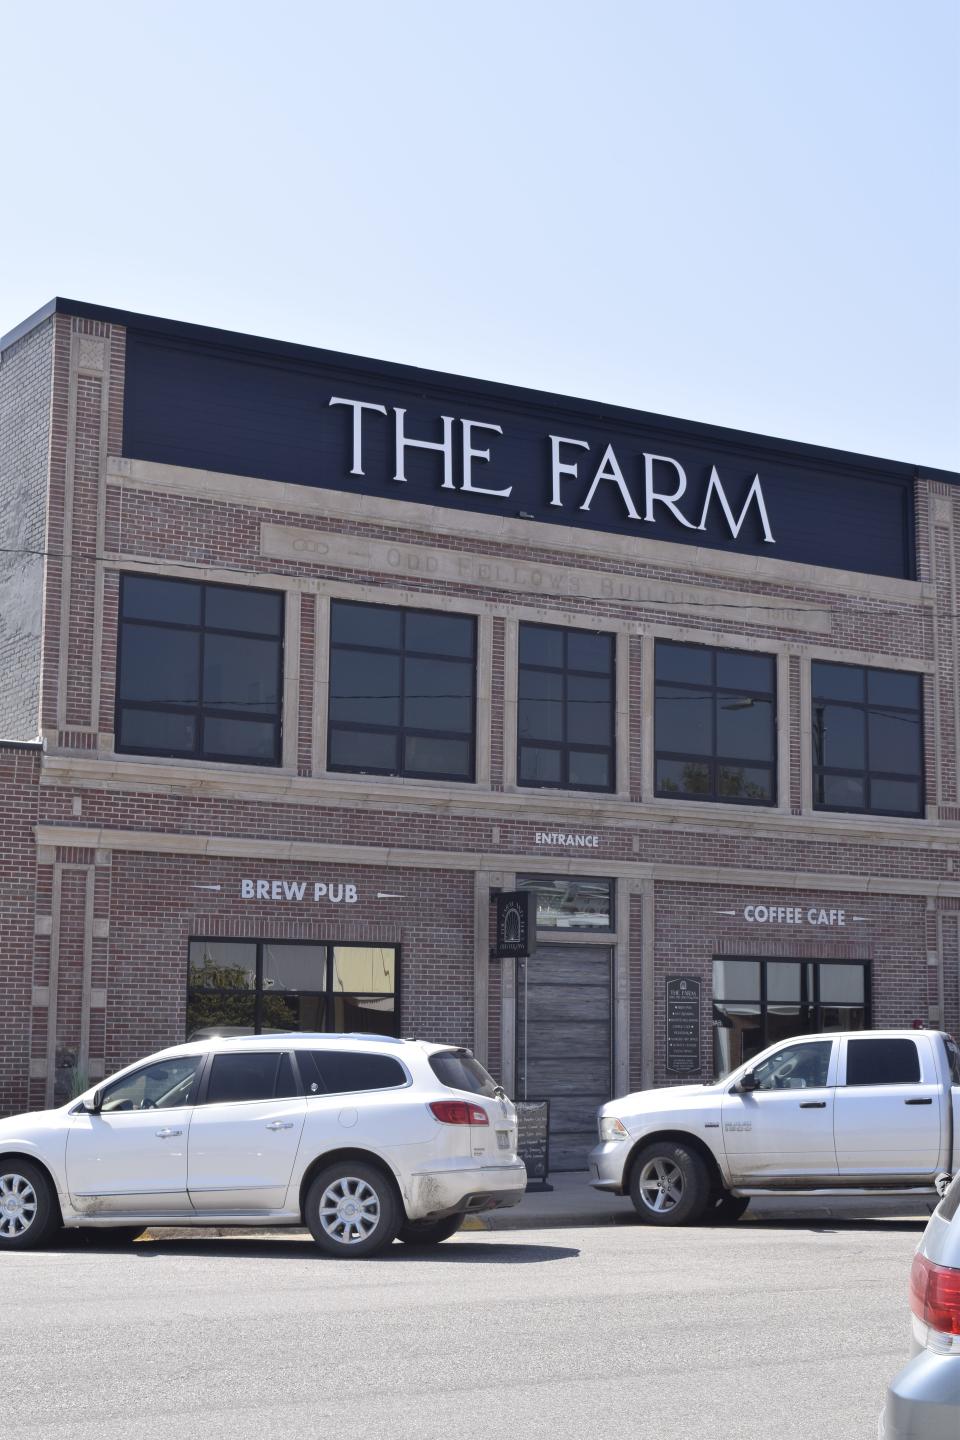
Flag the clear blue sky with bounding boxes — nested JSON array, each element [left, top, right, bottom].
[[3, 1, 958, 469]]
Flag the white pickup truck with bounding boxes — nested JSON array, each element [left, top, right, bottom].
[[589, 1029, 960, 1225]]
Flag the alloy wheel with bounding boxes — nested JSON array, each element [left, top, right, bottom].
[[0, 1172, 38, 1239], [318, 1176, 382, 1245], [637, 1157, 684, 1214]]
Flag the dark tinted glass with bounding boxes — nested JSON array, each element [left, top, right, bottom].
[[938, 1169, 960, 1223], [656, 687, 712, 754], [276, 1053, 298, 1098], [405, 611, 474, 658], [189, 941, 258, 987], [519, 625, 564, 668], [203, 634, 279, 713], [518, 669, 564, 740], [403, 657, 473, 731], [566, 674, 612, 743], [298, 1050, 406, 1093], [716, 652, 775, 692], [656, 757, 710, 796], [869, 711, 921, 772], [519, 745, 562, 783], [330, 651, 401, 725], [846, 1038, 921, 1086], [812, 662, 865, 702], [429, 1051, 498, 1096], [656, 643, 712, 685], [568, 750, 611, 788], [202, 717, 277, 760], [567, 631, 614, 673], [117, 708, 196, 753], [206, 1052, 284, 1104], [716, 696, 774, 761], [817, 772, 866, 809], [717, 764, 773, 801], [867, 670, 922, 709], [119, 626, 199, 704], [403, 734, 471, 775], [122, 576, 201, 626], [818, 705, 866, 768], [205, 587, 282, 636], [329, 728, 398, 771], [331, 602, 402, 649]]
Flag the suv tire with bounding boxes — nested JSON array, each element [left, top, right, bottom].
[[305, 1161, 400, 1258], [0, 1160, 61, 1250], [706, 1193, 750, 1225], [628, 1141, 711, 1226], [397, 1214, 465, 1246]]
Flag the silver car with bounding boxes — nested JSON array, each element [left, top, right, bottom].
[[880, 1172, 960, 1437]]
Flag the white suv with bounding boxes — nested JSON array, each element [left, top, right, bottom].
[[0, 1034, 526, 1257]]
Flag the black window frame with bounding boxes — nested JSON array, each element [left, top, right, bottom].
[[516, 622, 616, 794], [186, 938, 401, 1039], [654, 640, 777, 807], [811, 659, 925, 819], [712, 957, 871, 1077], [327, 600, 477, 783], [116, 573, 285, 767]]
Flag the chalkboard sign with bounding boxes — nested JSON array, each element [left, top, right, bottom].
[[666, 976, 702, 1075], [515, 1099, 550, 1184]]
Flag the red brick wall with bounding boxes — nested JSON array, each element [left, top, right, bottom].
[[0, 747, 40, 1116]]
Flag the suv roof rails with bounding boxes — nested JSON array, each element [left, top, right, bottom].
[[217, 1030, 409, 1045]]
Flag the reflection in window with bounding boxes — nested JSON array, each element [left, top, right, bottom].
[[517, 624, 615, 792], [713, 958, 867, 1076], [516, 875, 613, 930], [186, 940, 398, 1039], [812, 661, 924, 817], [99, 1056, 201, 1112], [116, 574, 284, 765], [328, 601, 476, 781], [655, 642, 776, 806]]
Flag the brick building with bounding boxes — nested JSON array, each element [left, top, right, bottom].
[[1, 297, 959, 1167]]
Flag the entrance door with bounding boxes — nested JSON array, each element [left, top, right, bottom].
[[517, 945, 612, 1171]]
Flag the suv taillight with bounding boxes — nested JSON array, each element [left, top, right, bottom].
[[910, 1251, 960, 1337], [429, 1100, 489, 1126]]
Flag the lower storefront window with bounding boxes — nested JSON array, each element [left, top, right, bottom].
[[712, 957, 868, 1076], [186, 939, 398, 1039]]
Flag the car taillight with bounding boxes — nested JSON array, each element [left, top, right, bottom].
[[910, 1251, 960, 1337], [429, 1100, 490, 1126]]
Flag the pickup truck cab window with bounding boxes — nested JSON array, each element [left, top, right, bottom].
[[845, 1038, 921, 1086], [749, 1040, 833, 1090]]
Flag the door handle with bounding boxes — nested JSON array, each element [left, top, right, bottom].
[[904, 1098, 933, 1106], [155, 1128, 183, 1138], [799, 1102, 827, 1109], [266, 1121, 294, 1131]]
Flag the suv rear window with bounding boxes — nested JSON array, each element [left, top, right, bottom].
[[938, 1170, 960, 1223], [944, 1036, 960, 1086], [297, 1050, 406, 1094], [429, 1050, 498, 1097], [845, 1038, 921, 1086]]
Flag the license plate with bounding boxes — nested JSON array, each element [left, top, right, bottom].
[[496, 1130, 511, 1151]]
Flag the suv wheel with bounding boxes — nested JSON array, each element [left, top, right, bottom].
[[397, 1214, 465, 1246], [0, 1161, 60, 1250], [629, 1141, 710, 1226], [305, 1161, 400, 1258], [706, 1192, 750, 1225]]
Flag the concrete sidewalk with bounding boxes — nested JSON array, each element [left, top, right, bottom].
[[461, 1170, 935, 1230]]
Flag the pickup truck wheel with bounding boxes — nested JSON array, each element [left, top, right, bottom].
[[0, 1161, 60, 1250], [707, 1193, 750, 1225], [629, 1142, 710, 1226], [397, 1214, 464, 1246], [305, 1161, 400, 1258]]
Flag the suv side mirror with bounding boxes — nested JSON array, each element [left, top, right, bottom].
[[738, 1070, 758, 1093], [86, 1089, 103, 1114]]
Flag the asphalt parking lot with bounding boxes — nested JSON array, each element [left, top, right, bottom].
[[3, 1216, 920, 1440]]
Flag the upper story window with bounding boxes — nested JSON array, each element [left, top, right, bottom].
[[811, 661, 923, 817], [328, 601, 476, 782], [655, 641, 776, 805], [116, 575, 284, 766], [517, 624, 615, 792]]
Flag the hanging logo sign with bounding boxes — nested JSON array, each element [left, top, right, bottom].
[[494, 890, 537, 958]]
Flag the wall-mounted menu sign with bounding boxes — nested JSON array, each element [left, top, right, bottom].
[[515, 1099, 550, 1183], [666, 976, 702, 1076]]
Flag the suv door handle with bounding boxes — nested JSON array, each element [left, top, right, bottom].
[[266, 1121, 294, 1131], [155, 1128, 183, 1138], [799, 1102, 827, 1109], [905, 1098, 933, 1105]]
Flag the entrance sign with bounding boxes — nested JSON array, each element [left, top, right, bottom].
[[494, 890, 536, 958], [666, 976, 702, 1075]]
